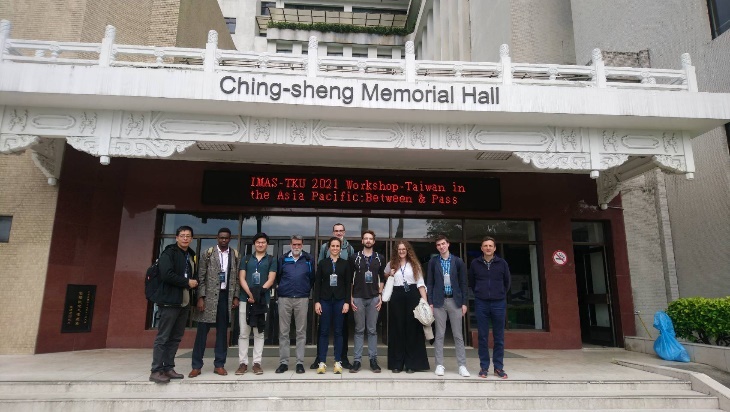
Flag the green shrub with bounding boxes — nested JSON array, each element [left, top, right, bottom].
[[267, 21, 411, 36], [666, 296, 730, 346]]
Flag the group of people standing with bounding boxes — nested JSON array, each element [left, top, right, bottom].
[[148, 223, 511, 383]]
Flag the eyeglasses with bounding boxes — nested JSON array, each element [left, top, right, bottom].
[[178, 234, 192, 239], [333, 229, 345, 233]]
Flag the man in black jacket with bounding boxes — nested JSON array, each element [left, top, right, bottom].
[[149, 225, 199, 384]]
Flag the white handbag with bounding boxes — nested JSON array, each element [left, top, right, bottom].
[[381, 262, 394, 302], [382, 277, 395, 302]]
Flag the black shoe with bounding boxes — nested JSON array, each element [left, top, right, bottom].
[[392, 368, 401, 373], [275, 364, 288, 374], [296, 364, 305, 374], [349, 361, 361, 373], [310, 359, 320, 369], [406, 368, 415, 374], [341, 358, 353, 370], [370, 359, 381, 373]]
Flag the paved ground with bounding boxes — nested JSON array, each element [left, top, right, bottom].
[[0, 347, 710, 383]]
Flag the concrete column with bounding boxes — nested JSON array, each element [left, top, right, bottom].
[[422, 26, 428, 59], [343, 45, 352, 58], [441, 0, 454, 60], [426, 10, 434, 60], [457, 0, 471, 61], [368, 46, 377, 58], [432, 0, 442, 60], [267, 40, 277, 53]]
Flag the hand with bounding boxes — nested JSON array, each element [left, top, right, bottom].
[[351, 299, 358, 312], [342, 303, 349, 314], [247, 296, 255, 303], [375, 296, 382, 311], [196, 297, 205, 312], [462, 305, 467, 316], [188, 279, 198, 288], [315, 302, 322, 315], [232, 297, 240, 309]]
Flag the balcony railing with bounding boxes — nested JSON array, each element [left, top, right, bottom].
[[0, 20, 698, 92]]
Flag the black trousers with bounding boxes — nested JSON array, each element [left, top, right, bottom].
[[387, 286, 429, 371], [151, 305, 188, 373], [191, 290, 229, 369]]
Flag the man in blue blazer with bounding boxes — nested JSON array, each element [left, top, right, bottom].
[[427, 234, 470, 377]]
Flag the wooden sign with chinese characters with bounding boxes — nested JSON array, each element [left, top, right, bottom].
[[61, 284, 96, 333], [202, 171, 501, 211]]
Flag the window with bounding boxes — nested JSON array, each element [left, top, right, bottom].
[[261, 2, 276, 15], [224, 17, 236, 34], [725, 123, 730, 154], [0, 216, 11, 242], [708, 0, 730, 38]]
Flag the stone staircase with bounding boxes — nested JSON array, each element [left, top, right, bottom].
[[0, 378, 722, 411]]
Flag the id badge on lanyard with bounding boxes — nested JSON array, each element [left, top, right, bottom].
[[219, 251, 227, 289], [364, 255, 373, 283], [252, 257, 262, 285], [330, 260, 338, 287]]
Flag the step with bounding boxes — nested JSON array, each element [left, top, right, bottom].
[[0, 379, 694, 394], [0, 393, 720, 411]]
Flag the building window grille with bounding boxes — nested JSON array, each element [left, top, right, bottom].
[[708, 0, 730, 38], [224, 17, 236, 34], [0, 216, 11, 243]]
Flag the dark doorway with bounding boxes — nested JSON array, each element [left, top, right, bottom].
[[572, 222, 616, 347]]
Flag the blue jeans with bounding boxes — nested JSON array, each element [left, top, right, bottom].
[[318, 299, 345, 363], [475, 298, 506, 371]]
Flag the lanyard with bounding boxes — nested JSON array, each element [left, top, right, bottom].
[[184, 253, 190, 278], [400, 263, 408, 284], [331, 259, 337, 273], [218, 248, 228, 272]]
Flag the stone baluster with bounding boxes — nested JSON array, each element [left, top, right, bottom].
[[405, 41, 416, 82], [99, 25, 116, 67], [204, 30, 218, 73], [681, 53, 698, 92], [0, 20, 11, 63], [499, 44, 512, 85], [591, 48, 606, 88], [307, 36, 319, 78]]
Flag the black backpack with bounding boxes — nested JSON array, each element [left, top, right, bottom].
[[144, 258, 162, 301]]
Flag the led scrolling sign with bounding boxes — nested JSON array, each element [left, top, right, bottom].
[[202, 171, 501, 211]]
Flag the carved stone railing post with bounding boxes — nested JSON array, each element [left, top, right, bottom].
[[499, 44, 512, 85], [307, 36, 319, 78], [99, 25, 116, 67], [591, 48, 606, 88], [0, 20, 11, 64], [681, 53, 698, 92], [204, 30, 219, 73], [405, 41, 416, 82]]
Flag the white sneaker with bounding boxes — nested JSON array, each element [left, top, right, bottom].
[[458, 365, 471, 377], [434, 365, 445, 376]]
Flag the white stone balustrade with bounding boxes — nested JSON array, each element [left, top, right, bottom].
[[0, 21, 697, 91]]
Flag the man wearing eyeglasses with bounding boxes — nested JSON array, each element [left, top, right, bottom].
[[311, 223, 355, 370], [149, 226, 199, 384], [188, 228, 241, 378], [275, 235, 315, 374]]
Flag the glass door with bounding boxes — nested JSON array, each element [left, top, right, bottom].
[[572, 222, 616, 346]]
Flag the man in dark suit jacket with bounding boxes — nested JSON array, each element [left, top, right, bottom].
[[426, 234, 470, 378]]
